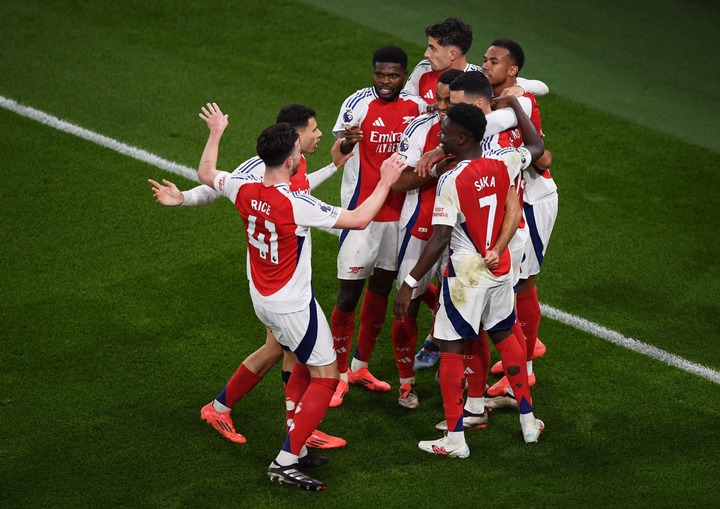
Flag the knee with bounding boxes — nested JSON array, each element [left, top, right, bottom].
[[335, 283, 362, 311]]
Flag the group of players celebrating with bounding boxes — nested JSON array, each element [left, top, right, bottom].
[[150, 16, 558, 492]]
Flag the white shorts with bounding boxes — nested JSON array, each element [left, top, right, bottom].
[[433, 253, 516, 341], [509, 225, 528, 287], [520, 194, 558, 278], [337, 221, 399, 280], [396, 230, 443, 299], [253, 295, 336, 367]]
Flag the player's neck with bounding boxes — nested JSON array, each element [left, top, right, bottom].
[[262, 166, 291, 187], [456, 146, 483, 161], [447, 57, 468, 72], [492, 79, 516, 98]]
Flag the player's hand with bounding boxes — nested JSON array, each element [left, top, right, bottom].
[[435, 156, 457, 177], [532, 149, 553, 173], [484, 249, 500, 270], [490, 95, 520, 110], [424, 103, 438, 114], [393, 283, 413, 321], [499, 84, 526, 98], [199, 102, 229, 134], [343, 124, 363, 145], [415, 146, 445, 177], [149, 178, 184, 206], [379, 152, 408, 185], [331, 138, 354, 168]]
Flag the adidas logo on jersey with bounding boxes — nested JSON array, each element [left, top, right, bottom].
[[424, 89, 434, 100], [372, 117, 385, 127]]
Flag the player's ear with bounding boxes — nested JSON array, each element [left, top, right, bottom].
[[508, 65, 519, 77]]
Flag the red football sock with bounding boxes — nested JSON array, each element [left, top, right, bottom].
[[439, 352, 465, 432], [517, 286, 541, 361], [354, 289, 388, 363], [287, 377, 338, 455], [420, 282, 438, 311], [464, 332, 490, 398], [392, 316, 417, 379], [331, 307, 355, 373], [512, 320, 528, 363], [495, 334, 533, 414], [217, 363, 263, 408], [284, 364, 311, 430]]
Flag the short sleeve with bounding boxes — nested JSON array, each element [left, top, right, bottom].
[[291, 193, 342, 229], [431, 171, 459, 227]]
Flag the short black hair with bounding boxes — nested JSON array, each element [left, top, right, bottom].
[[373, 45, 408, 70], [489, 39, 525, 71], [438, 68, 464, 86], [446, 103, 487, 141], [425, 17, 473, 55], [256, 123, 298, 167], [449, 71, 492, 102], [276, 104, 316, 130]]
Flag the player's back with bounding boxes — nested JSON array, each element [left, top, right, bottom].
[[441, 158, 512, 276]]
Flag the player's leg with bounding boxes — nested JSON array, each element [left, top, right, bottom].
[[489, 227, 534, 394], [434, 333, 491, 432], [414, 250, 448, 370], [329, 278, 363, 407], [418, 275, 481, 458], [462, 332, 491, 426], [330, 225, 381, 406], [269, 302, 338, 490], [418, 336, 470, 458], [517, 196, 557, 370], [201, 327, 283, 443], [392, 296, 420, 408], [392, 232, 437, 408], [487, 326, 543, 443], [350, 221, 398, 391], [283, 352, 346, 449], [349, 266, 395, 391], [517, 276, 542, 371]]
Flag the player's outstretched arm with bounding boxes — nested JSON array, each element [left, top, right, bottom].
[[391, 165, 433, 192], [197, 102, 229, 187], [508, 77, 549, 97], [333, 153, 407, 230]]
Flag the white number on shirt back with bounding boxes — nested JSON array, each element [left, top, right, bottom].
[[478, 194, 497, 249], [247, 215, 279, 264]]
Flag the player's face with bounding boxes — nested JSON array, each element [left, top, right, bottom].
[[289, 138, 302, 176], [424, 37, 454, 72], [435, 82, 451, 119], [438, 116, 463, 155], [297, 117, 322, 154], [373, 62, 407, 101], [482, 46, 518, 87]]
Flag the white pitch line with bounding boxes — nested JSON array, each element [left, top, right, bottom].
[[0, 95, 199, 183], [542, 304, 720, 384], [3, 95, 719, 386]]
